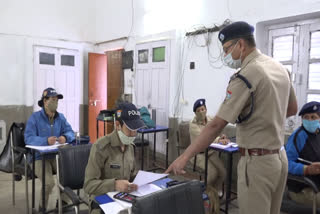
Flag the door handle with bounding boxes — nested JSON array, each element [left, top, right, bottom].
[[90, 100, 101, 106]]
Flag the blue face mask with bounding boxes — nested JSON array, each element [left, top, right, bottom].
[[302, 119, 320, 133]]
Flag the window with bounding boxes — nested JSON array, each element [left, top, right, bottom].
[[138, 49, 149, 63], [61, 55, 75, 66], [267, 19, 320, 130], [152, 46, 165, 62], [39, 52, 55, 65]]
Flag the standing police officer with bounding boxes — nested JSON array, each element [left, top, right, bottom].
[[166, 21, 298, 214]]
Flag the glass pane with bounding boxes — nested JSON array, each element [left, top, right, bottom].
[[39, 52, 55, 65], [152, 46, 165, 62], [272, 35, 293, 61], [283, 65, 292, 73], [61, 55, 75, 66], [308, 63, 320, 90], [310, 31, 320, 59], [307, 94, 320, 102], [138, 49, 148, 64]]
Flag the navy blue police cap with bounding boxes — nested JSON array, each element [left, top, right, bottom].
[[115, 102, 145, 130], [218, 21, 255, 45], [38, 87, 63, 107], [193, 99, 206, 112], [299, 101, 320, 116]]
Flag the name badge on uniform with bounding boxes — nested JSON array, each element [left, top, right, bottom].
[[110, 163, 121, 169]]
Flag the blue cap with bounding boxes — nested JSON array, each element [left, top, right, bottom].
[[38, 87, 63, 107], [193, 99, 206, 112], [218, 21, 254, 45], [299, 101, 320, 116], [116, 102, 145, 130]]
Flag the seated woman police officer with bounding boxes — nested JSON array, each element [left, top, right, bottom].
[[285, 101, 320, 207], [84, 102, 145, 214]]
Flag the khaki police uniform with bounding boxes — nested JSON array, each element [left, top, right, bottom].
[[217, 49, 296, 214], [84, 130, 136, 214], [189, 115, 226, 193]]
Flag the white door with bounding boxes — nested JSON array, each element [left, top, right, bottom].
[[135, 40, 170, 154], [34, 46, 80, 132]]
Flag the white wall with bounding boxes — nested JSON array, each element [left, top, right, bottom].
[[0, 0, 95, 106], [1, 0, 320, 119]]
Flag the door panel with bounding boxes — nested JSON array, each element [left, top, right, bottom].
[[106, 49, 123, 134], [135, 40, 170, 154], [88, 53, 107, 142]]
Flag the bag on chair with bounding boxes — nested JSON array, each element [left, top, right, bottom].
[[0, 122, 26, 175]]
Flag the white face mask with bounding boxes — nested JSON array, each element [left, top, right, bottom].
[[117, 130, 136, 145], [223, 42, 242, 69]]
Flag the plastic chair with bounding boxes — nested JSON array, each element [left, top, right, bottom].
[[281, 173, 320, 214], [55, 144, 92, 214]]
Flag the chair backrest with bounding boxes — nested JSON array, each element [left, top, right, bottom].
[[11, 122, 25, 148], [177, 121, 191, 149], [0, 122, 25, 173], [132, 180, 205, 214], [58, 144, 92, 190]]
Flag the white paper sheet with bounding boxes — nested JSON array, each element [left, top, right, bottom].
[[130, 183, 162, 197], [26, 143, 67, 151], [210, 142, 237, 149], [100, 202, 125, 214], [132, 170, 168, 187]]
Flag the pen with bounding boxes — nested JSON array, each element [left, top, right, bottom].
[[297, 158, 312, 165]]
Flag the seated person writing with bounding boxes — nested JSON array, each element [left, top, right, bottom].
[[24, 87, 75, 211], [285, 101, 320, 207], [189, 99, 227, 196], [84, 102, 145, 214]]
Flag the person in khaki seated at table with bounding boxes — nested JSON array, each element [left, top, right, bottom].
[[189, 98, 227, 197], [285, 101, 320, 207], [24, 87, 75, 211], [84, 102, 145, 214]]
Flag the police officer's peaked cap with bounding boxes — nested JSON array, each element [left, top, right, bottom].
[[115, 102, 145, 130], [218, 21, 255, 45], [193, 99, 206, 112], [298, 101, 320, 116]]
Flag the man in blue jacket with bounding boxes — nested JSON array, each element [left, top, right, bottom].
[[25, 87, 75, 210], [285, 101, 320, 207]]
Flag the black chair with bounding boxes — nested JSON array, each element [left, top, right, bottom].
[[176, 121, 203, 179], [8, 122, 33, 214], [132, 180, 205, 214], [56, 144, 92, 214], [281, 174, 320, 214]]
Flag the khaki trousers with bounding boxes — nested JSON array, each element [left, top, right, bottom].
[[191, 151, 226, 192], [35, 159, 69, 209], [289, 187, 320, 208], [237, 149, 288, 214]]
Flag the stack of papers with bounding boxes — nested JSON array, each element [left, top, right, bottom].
[[210, 142, 238, 149], [26, 142, 67, 151]]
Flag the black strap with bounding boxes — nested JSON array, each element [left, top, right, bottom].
[[293, 126, 304, 154], [229, 73, 254, 123]]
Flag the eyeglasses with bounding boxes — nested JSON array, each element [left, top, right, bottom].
[[223, 40, 239, 54]]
